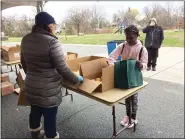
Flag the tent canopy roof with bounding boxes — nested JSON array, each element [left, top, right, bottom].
[[2, 1, 45, 10]]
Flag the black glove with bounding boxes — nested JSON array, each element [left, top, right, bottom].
[[136, 60, 143, 70]]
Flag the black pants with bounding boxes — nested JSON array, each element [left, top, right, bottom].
[[29, 105, 58, 138], [125, 93, 138, 120], [147, 48, 159, 68]]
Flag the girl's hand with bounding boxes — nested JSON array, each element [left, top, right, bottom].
[[136, 60, 143, 70]]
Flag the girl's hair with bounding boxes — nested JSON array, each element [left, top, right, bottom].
[[32, 24, 51, 33], [124, 25, 140, 36]]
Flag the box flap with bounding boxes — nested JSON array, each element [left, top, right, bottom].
[[80, 58, 108, 79], [78, 78, 101, 94], [67, 52, 78, 58], [65, 52, 78, 60], [9, 45, 20, 51], [67, 56, 91, 71], [2, 45, 20, 52], [66, 56, 104, 71], [102, 65, 114, 92], [102, 65, 114, 82], [62, 80, 80, 90], [90, 56, 104, 60], [63, 78, 101, 94]]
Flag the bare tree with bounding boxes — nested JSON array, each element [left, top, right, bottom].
[[67, 6, 90, 35], [117, 9, 125, 20], [89, 4, 105, 33], [124, 8, 139, 25], [32, 7, 37, 17], [112, 13, 119, 23], [141, 3, 184, 29], [165, 1, 174, 27], [143, 6, 152, 21], [2, 16, 16, 36]]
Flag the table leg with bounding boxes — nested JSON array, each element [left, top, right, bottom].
[[15, 65, 18, 75], [62, 88, 73, 101], [10, 65, 13, 72], [14, 64, 19, 88], [18, 64, 22, 69], [112, 106, 116, 138]]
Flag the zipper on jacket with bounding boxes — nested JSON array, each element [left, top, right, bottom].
[[151, 30, 154, 46], [151, 28, 156, 47]]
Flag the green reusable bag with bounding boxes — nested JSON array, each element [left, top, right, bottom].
[[114, 59, 143, 89]]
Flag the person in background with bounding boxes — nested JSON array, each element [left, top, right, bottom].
[[143, 18, 164, 71], [108, 25, 148, 128], [21, 12, 83, 139]]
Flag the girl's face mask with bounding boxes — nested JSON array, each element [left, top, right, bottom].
[[150, 21, 156, 26]]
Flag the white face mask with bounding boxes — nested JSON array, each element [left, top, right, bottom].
[[150, 21, 156, 26]]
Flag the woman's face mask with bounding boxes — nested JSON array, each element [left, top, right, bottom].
[[150, 20, 156, 26], [48, 24, 56, 35]]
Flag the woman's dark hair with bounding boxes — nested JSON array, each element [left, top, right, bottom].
[[32, 24, 52, 33], [124, 25, 140, 36]]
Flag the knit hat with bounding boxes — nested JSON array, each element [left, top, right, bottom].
[[35, 12, 56, 25], [150, 18, 157, 24]]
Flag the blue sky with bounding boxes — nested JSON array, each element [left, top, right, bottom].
[[2, 1, 183, 24]]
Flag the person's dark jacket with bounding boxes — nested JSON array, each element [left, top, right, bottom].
[[21, 26, 79, 108], [143, 25, 164, 49]]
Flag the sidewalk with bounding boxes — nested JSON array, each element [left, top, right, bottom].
[[142, 47, 184, 84]]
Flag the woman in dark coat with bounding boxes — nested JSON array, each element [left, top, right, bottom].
[[21, 12, 83, 139]]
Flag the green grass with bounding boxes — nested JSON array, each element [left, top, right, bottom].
[[4, 30, 184, 47]]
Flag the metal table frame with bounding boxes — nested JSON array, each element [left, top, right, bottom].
[[1, 61, 22, 88], [62, 88, 137, 138]]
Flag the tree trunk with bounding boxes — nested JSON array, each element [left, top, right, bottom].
[[77, 25, 80, 36]]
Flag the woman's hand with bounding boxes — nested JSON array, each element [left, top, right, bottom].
[[77, 75, 84, 83]]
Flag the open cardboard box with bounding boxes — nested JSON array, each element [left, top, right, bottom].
[[64, 57, 114, 94], [1, 45, 20, 61]]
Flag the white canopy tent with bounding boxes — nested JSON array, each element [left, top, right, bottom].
[[1, 0, 47, 12]]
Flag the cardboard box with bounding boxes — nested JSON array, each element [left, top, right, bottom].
[[63, 57, 114, 94], [1, 45, 20, 61], [65, 52, 78, 60], [1, 81, 14, 96], [1, 74, 9, 82], [17, 69, 30, 106], [17, 90, 30, 106], [80, 58, 114, 93], [17, 69, 26, 91]]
